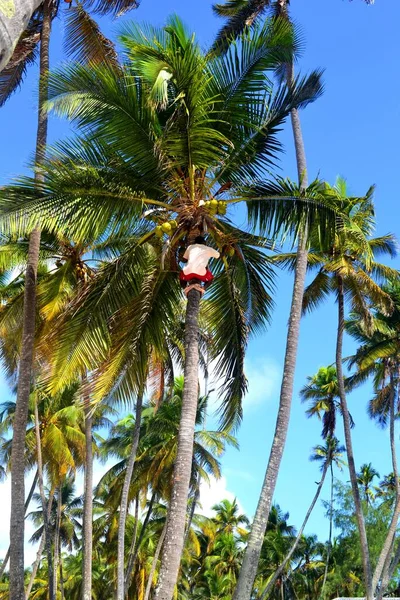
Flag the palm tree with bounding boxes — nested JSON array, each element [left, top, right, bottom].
[[8, 0, 52, 594], [357, 464, 380, 506], [300, 366, 342, 439], [260, 437, 345, 600], [212, 499, 249, 536], [99, 377, 237, 594], [212, 3, 318, 596], [275, 178, 398, 599], [0, 16, 329, 600], [212, 4, 374, 599], [2, 6, 134, 599]]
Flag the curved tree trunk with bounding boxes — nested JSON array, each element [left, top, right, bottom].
[[335, 277, 372, 600], [116, 390, 144, 600], [321, 462, 334, 597], [0, 470, 38, 579], [183, 477, 200, 547], [25, 489, 55, 599], [125, 492, 156, 589], [9, 0, 51, 594], [261, 459, 329, 600], [232, 94, 309, 599], [154, 287, 202, 600], [34, 397, 55, 600], [144, 521, 167, 600], [0, 0, 43, 71], [82, 393, 93, 600], [373, 369, 400, 596], [53, 484, 62, 595]]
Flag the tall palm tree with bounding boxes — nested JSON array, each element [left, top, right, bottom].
[[212, 3, 318, 597], [213, 3, 374, 598], [274, 178, 398, 599], [260, 437, 345, 600], [0, 16, 329, 600], [2, 5, 134, 598], [8, 0, 52, 594]]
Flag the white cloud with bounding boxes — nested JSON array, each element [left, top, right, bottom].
[[199, 356, 281, 419], [198, 475, 245, 517], [243, 358, 281, 410], [0, 473, 38, 567]]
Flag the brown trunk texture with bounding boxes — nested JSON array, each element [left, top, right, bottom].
[[336, 278, 373, 599], [82, 396, 93, 600], [154, 288, 201, 600], [116, 391, 143, 600], [9, 0, 51, 594]]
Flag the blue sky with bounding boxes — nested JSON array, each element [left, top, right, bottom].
[[0, 0, 399, 553]]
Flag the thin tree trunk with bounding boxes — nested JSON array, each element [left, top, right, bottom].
[[25, 533, 45, 599], [53, 484, 62, 595], [0, 470, 38, 578], [321, 462, 334, 597], [25, 490, 55, 599], [261, 460, 329, 600], [124, 495, 139, 587], [59, 538, 65, 600], [0, 0, 43, 70], [372, 369, 400, 595], [232, 40, 310, 600], [82, 392, 93, 600], [116, 390, 144, 600], [384, 538, 400, 594], [154, 287, 202, 600], [34, 397, 55, 600], [125, 492, 157, 590], [336, 278, 372, 600], [9, 0, 51, 594], [183, 478, 200, 547], [144, 521, 167, 600]]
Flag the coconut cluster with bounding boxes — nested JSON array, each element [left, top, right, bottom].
[[154, 220, 178, 238], [203, 199, 227, 215]]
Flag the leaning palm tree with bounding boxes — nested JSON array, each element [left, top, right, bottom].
[[273, 178, 399, 600], [259, 437, 345, 600], [0, 16, 331, 600]]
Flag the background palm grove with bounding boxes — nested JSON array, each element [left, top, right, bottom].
[[1, 0, 400, 599]]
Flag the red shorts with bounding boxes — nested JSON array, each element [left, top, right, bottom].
[[179, 269, 214, 283]]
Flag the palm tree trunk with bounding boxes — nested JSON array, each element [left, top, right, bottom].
[[154, 287, 202, 600], [125, 492, 156, 589], [53, 484, 62, 594], [335, 276, 373, 600], [232, 28, 310, 600], [9, 0, 51, 595], [25, 489, 55, 599], [25, 533, 45, 599], [59, 538, 65, 600], [260, 460, 329, 600], [321, 462, 334, 597], [144, 521, 167, 600], [372, 369, 400, 594], [0, 470, 38, 578], [82, 392, 93, 600], [34, 397, 55, 600], [183, 478, 200, 547], [382, 538, 400, 596], [0, 0, 43, 70], [117, 390, 144, 600], [124, 495, 139, 586]]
